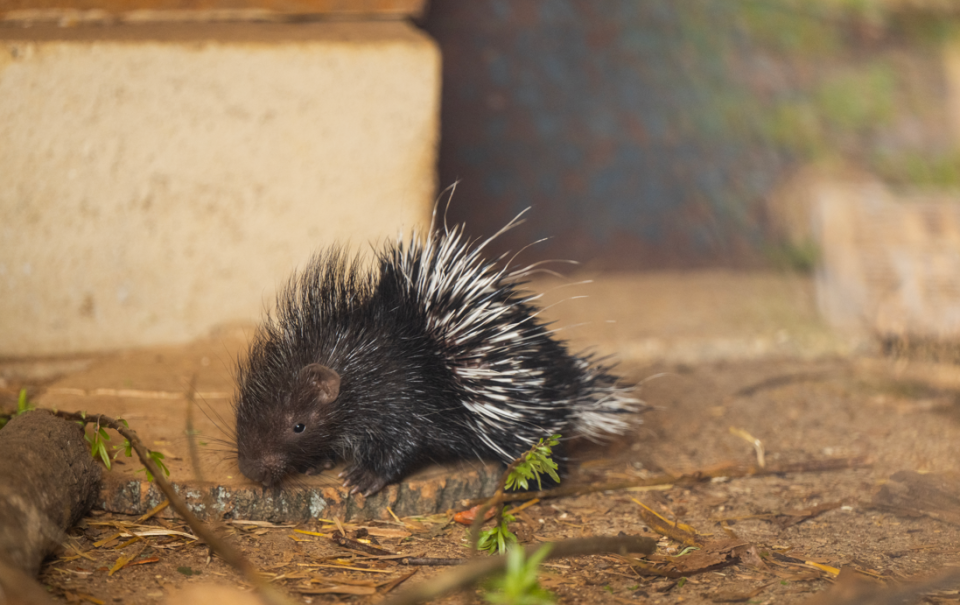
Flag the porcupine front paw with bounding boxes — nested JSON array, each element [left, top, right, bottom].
[[339, 464, 389, 497], [301, 459, 337, 475]]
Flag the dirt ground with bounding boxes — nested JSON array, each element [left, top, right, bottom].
[[2, 353, 956, 604], [3, 272, 960, 604]]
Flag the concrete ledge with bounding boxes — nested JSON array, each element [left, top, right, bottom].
[[0, 1, 428, 24], [0, 22, 439, 355]]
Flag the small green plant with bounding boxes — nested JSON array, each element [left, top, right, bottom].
[[478, 511, 518, 556], [0, 389, 35, 429], [85, 422, 114, 469], [16, 389, 34, 414], [79, 415, 170, 480], [113, 418, 133, 461], [505, 434, 561, 491], [674, 545, 700, 557], [135, 450, 170, 481], [483, 545, 555, 605], [477, 434, 561, 555]]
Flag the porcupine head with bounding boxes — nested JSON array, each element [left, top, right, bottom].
[[234, 221, 644, 496], [233, 248, 463, 497]]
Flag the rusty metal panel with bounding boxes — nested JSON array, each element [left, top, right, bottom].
[[423, 1, 783, 269]]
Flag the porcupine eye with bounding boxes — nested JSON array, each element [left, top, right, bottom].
[[293, 423, 306, 433]]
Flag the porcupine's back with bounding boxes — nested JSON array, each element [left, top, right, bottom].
[[377, 223, 642, 464]]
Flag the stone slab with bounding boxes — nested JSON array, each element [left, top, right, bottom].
[[99, 463, 500, 523]]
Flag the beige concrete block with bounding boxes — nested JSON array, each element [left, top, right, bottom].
[[0, 22, 439, 356], [812, 181, 960, 340]]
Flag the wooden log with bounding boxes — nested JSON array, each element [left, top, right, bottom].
[[0, 410, 102, 600]]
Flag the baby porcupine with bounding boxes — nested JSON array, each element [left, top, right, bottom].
[[234, 214, 643, 496]]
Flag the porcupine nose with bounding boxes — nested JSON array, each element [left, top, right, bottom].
[[239, 452, 286, 487]]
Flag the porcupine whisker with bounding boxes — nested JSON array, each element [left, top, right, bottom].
[[195, 436, 239, 450], [197, 394, 238, 443]]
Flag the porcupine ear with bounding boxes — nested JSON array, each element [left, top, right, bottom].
[[300, 363, 341, 405]]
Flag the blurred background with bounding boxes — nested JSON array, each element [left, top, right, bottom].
[[3, 0, 960, 359], [425, 1, 954, 270]]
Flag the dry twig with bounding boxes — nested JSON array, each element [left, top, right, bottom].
[[468, 457, 871, 507], [383, 535, 656, 605], [53, 409, 295, 605]]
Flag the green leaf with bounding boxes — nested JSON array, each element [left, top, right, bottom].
[[675, 546, 700, 557], [525, 542, 552, 568], [97, 441, 112, 470], [504, 434, 562, 493], [15, 389, 36, 416], [484, 544, 555, 605], [477, 513, 518, 556], [143, 450, 170, 479]]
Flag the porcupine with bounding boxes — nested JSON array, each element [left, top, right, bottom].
[[234, 212, 643, 496]]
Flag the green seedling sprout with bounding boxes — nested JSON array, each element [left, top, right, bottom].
[[77, 415, 169, 480], [484, 544, 555, 605], [477, 434, 561, 555], [134, 450, 171, 481], [505, 434, 561, 492], [478, 511, 518, 556], [0, 388, 35, 429], [17, 388, 34, 415], [84, 421, 113, 469]]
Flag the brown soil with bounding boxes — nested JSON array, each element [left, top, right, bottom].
[[16, 354, 960, 605]]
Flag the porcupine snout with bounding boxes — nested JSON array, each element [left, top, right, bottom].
[[238, 452, 287, 487]]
